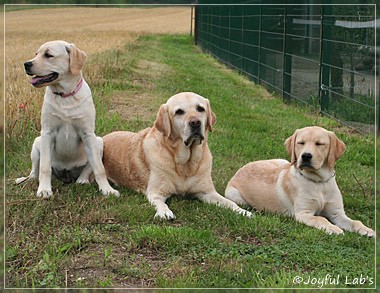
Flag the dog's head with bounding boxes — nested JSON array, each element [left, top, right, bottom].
[[285, 126, 346, 170], [154, 92, 216, 147], [24, 40, 87, 88]]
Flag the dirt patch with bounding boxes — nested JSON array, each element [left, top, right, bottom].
[[135, 59, 171, 82], [107, 59, 170, 123], [64, 242, 169, 288], [108, 91, 162, 123]]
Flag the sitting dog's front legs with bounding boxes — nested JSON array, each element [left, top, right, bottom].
[[76, 137, 104, 184], [37, 134, 54, 198], [80, 131, 119, 196]]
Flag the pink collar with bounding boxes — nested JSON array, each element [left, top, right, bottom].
[[53, 78, 83, 98]]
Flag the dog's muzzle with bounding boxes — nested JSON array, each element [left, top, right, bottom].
[[24, 61, 33, 74], [24, 61, 59, 88], [299, 152, 314, 170], [184, 118, 204, 147]]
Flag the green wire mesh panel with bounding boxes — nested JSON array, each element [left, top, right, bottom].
[[195, 1, 376, 134]]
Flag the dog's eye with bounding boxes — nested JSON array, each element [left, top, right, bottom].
[[44, 52, 53, 58], [175, 109, 184, 115], [316, 142, 325, 146], [197, 106, 205, 112], [297, 142, 305, 145]]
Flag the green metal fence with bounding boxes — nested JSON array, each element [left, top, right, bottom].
[[194, 2, 377, 134]]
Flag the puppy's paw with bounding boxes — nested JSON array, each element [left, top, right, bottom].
[[100, 187, 120, 197], [358, 227, 375, 238], [154, 209, 176, 220], [325, 225, 344, 235], [236, 208, 253, 218], [37, 187, 53, 199]]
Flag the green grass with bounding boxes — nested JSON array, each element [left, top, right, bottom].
[[5, 35, 375, 289]]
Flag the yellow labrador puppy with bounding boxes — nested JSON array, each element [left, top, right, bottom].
[[16, 40, 119, 198], [225, 126, 374, 236], [102, 92, 252, 219]]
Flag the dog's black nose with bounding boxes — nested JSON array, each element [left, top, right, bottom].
[[301, 152, 313, 161], [24, 61, 33, 70], [189, 119, 201, 128]]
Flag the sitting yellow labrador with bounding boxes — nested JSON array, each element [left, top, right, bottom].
[[16, 40, 119, 198], [225, 126, 375, 236], [102, 92, 252, 220]]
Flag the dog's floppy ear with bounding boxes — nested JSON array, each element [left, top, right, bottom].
[[66, 43, 87, 75], [206, 99, 216, 132], [327, 131, 346, 168], [154, 104, 171, 138], [284, 130, 298, 164]]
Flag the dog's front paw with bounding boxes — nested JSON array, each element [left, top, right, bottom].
[[37, 187, 53, 199], [100, 187, 120, 197], [236, 208, 253, 218], [358, 227, 375, 237], [325, 225, 344, 235], [154, 209, 176, 220], [351, 221, 375, 237]]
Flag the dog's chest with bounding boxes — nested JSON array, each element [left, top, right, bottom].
[[305, 182, 338, 214], [173, 171, 207, 195], [43, 93, 95, 123], [174, 160, 201, 178], [170, 160, 212, 195], [48, 104, 88, 122], [54, 123, 82, 155], [149, 157, 210, 195], [56, 123, 79, 140]]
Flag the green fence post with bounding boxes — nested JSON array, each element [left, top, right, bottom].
[[320, 4, 333, 113], [257, 4, 262, 83], [241, 6, 244, 75], [283, 5, 292, 103], [194, 3, 198, 45]]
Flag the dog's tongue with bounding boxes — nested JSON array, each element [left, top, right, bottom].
[[30, 76, 45, 85]]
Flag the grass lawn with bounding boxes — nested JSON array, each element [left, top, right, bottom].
[[5, 35, 375, 289]]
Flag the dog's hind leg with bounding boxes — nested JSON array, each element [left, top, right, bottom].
[[76, 163, 93, 184], [225, 185, 249, 206], [196, 191, 253, 217], [15, 137, 40, 184]]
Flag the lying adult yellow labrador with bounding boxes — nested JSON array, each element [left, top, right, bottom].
[[225, 126, 375, 236], [103, 92, 252, 219]]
